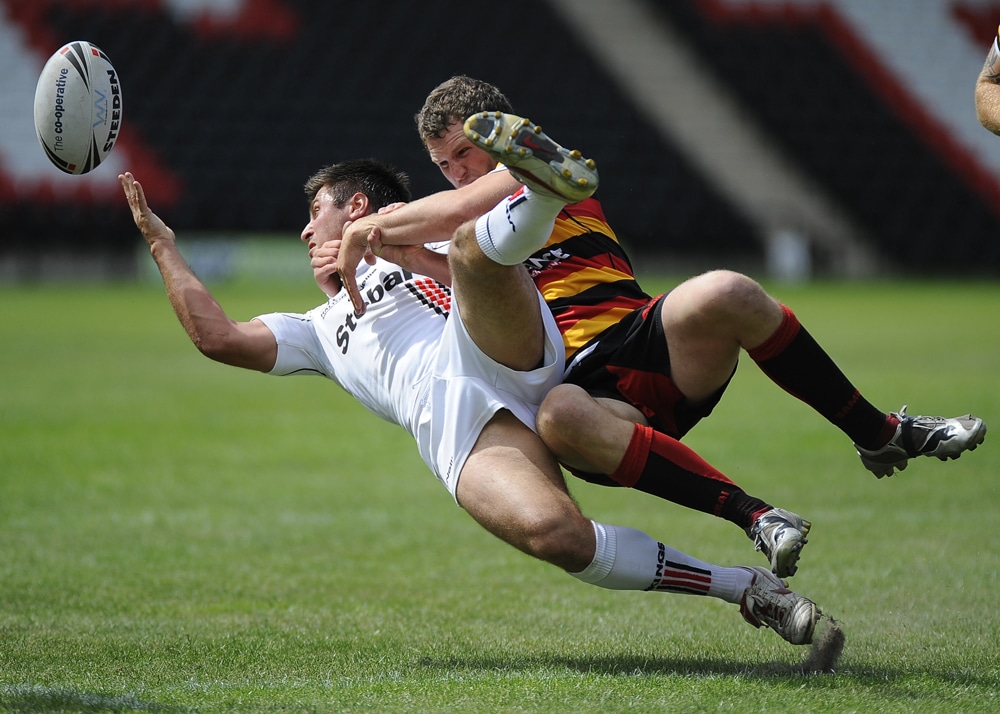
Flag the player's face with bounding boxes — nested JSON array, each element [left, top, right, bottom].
[[425, 121, 497, 189], [301, 187, 352, 257]]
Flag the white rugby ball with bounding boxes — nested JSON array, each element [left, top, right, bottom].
[[33, 41, 123, 175]]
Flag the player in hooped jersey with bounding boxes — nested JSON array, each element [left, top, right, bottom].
[[121, 153, 822, 647], [328, 76, 986, 580]]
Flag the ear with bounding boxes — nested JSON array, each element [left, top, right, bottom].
[[346, 192, 371, 220]]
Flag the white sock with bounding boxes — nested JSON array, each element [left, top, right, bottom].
[[475, 186, 566, 265], [570, 521, 752, 604]]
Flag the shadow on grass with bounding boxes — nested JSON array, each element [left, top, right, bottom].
[[417, 648, 994, 691], [418, 652, 822, 678], [0, 685, 182, 714]]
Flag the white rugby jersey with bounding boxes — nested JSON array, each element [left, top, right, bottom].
[[255, 258, 452, 433], [254, 254, 565, 495]]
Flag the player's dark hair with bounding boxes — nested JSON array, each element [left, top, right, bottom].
[[304, 159, 411, 211], [414, 75, 513, 149]]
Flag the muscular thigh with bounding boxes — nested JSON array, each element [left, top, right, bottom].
[[449, 221, 544, 371], [658, 280, 741, 401], [456, 410, 592, 565]]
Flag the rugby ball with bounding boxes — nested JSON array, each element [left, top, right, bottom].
[[33, 41, 123, 175]]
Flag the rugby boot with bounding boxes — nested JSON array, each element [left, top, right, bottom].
[[748, 508, 811, 578], [739, 566, 820, 646], [856, 406, 987, 478], [463, 111, 598, 203]]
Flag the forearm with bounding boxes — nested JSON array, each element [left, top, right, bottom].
[[358, 170, 520, 246], [403, 249, 452, 286], [121, 170, 275, 370], [147, 238, 237, 354]]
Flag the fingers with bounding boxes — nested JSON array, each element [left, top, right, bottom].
[[119, 172, 147, 230], [333, 228, 375, 315], [119, 172, 175, 246], [377, 201, 407, 215], [310, 241, 344, 298], [316, 268, 342, 298], [119, 171, 137, 196], [310, 240, 340, 265], [119, 172, 135, 205], [364, 225, 381, 265], [337, 266, 367, 316], [313, 240, 362, 309], [118, 171, 147, 214]]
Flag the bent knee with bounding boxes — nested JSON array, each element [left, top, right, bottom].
[[536, 384, 591, 452], [668, 270, 777, 327], [689, 269, 765, 306], [448, 218, 484, 273]]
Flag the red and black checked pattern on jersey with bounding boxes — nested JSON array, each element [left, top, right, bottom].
[[407, 278, 451, 317]]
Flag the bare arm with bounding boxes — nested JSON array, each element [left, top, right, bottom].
[[331, 169, 521, 313], [976, 32, 1000, 135], [367, 226, 452, 285], [119, 172, 278, 372], [311, 225, 452, 302], [345, 169, 521, 248]]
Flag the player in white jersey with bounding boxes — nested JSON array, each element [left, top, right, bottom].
[[256, 252, 564, 495], [119, 150, 823, 647]]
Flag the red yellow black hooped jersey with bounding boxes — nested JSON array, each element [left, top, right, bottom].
[[526, 196, 651, 363]]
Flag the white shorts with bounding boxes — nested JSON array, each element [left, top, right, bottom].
[[412, 291, 565, 500]]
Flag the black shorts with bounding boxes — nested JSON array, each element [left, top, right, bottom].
[[563, 292, 733, 440]]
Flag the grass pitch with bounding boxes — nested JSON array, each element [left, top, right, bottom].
[[1, 277, 998, 712]]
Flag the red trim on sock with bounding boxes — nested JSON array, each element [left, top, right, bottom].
[[650, 428, 737, 487], [873, 412, 902, 449], [747, 304, 801, 363], [611, 424, 739, 494], [649, 565, 712, 595], [609, 424, 653, 487]]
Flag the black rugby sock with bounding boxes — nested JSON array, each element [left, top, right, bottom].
[[612, 424, 769, 529], [749, 304, 894, 449]]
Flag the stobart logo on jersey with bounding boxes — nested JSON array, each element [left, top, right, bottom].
[[323, 266, 415, 354]]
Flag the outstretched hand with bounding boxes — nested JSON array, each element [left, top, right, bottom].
[[119, 172, 174, 247]]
